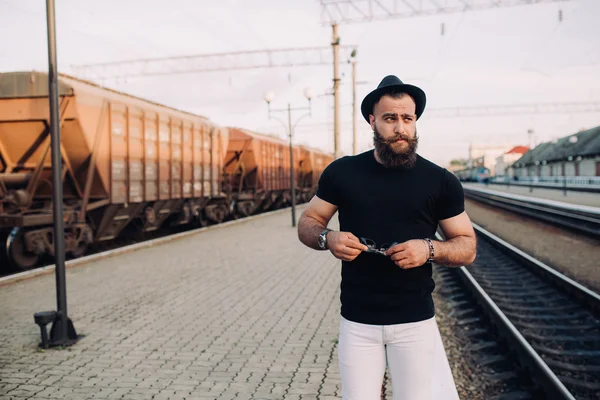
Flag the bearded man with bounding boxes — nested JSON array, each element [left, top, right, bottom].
[[297, 75, 477, 400]]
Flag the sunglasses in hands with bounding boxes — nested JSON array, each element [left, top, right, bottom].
[[359, 237, 430, 269], [359, 237, 399, 256]]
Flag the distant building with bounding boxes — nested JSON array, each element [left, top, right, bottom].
[[495, 146, 529, 177], [468, 144, 516, 176], [512, 126, 600, 178]]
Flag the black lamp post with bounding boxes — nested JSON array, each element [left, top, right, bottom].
[[33, 0, 78, 349]]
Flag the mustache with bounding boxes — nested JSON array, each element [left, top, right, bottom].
[[374, 132, 417, 145]]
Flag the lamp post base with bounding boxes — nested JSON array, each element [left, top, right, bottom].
[[49, 316, 79, 347], [34, 311, 79, 348]]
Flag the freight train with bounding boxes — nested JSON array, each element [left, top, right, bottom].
[[0, 72, 333, 271]]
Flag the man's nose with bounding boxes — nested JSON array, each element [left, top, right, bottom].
[[394, 121, 405, 134]]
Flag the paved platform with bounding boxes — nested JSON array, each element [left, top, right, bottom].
[[463, 183, 600, 208], [0, 207, 457, 400]]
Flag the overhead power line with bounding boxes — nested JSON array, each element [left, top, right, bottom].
[[320, 0, 574, 24], [426, 101, 600, 118], [321, 0, 574, 157], [70, 46, 357, 81], [296, 101, 600, 129]]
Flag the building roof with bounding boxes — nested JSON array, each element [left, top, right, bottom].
[[506, 146, 529, 155], [514, 126, 600, 166]]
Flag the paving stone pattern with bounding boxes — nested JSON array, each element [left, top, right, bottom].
[[0, 210, 352, 399]]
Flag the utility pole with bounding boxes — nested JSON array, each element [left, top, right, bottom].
[[351, 56, 357, 155], [332, 23, 341, 159], [528, 129, 535, 192], [528, 129, 534, 149]]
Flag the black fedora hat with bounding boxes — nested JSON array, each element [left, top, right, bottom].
[[360, 75, 426, 122]]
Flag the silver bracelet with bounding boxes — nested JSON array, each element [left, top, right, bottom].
[[423, 238, 435, 263]]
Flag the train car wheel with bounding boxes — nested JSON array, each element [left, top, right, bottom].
[[214, 206, 227, 224], [7, 228, 40, 271], [0, 232, 10, 273], [194, 213, 209, 227], [70, 241, 88, 259]]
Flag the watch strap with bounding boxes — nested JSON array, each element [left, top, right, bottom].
[[319, 229, 332, 249]]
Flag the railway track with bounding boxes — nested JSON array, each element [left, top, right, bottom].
[[439, 224, 600, 399], [434, 266, 539, 399], [463, 186, 600, 238]]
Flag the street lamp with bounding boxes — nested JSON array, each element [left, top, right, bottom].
[[32, 0, 78, 349], [263, 88, 313, 227]]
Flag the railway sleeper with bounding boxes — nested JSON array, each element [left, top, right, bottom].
[[456, 316, 482, 326], [490, 296, 568, 307], [515, 321, 600, 331], [483, 370, 520, 383], [478, 287, 558, 298], [473, 280, 548, 291], [472, 353, 512, 368], [521, 330, 600, 343], [488, 390, 533, 400], [555, 375, 600, 394], [448, 307, 479, 319], [501, 309, 590, 321], [489, 303, 580, 313], [462, 327, 490, 338], [545, 358, 600, 373], [531, 344, 600, 359], [467, 340, 501, 353]]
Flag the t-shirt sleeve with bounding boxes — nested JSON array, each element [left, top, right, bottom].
[[315, 162, 339, 206], [435, 169, 465, 221]]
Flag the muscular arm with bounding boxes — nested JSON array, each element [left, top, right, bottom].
[[433, 211, 477, 267], [297, 196, 337, 250], [298, 196, 368, 260]]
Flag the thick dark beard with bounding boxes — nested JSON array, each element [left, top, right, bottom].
[[373, 126, 418, 169]]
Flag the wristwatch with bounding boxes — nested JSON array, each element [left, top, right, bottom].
[[317, 229, 332, 250]]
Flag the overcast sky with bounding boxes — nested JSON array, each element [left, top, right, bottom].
[[1, 0, 599, 166]]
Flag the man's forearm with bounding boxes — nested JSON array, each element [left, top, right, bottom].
[[298, 214, 329, 250], [431, 235, 476, 267]]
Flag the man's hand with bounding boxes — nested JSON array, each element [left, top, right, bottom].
[[327, 231, 369, 262], [385, 239, 429, 269]]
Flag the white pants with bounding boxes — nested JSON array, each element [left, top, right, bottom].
[[338, 316, 459, 400]]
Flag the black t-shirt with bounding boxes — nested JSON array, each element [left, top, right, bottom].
[[316, 150, 465, 325]]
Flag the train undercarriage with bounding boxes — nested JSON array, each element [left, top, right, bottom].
[[0, 187, 313, 272], [0, 196, 231, 273]]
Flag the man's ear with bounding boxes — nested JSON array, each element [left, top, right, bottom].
[[369, 114, 375, 131]]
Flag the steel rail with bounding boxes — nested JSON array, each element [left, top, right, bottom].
[[436, 222, 600, 399], [463, 187, 600, 238]]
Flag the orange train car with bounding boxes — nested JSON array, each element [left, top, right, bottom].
[[0, 71, 228, 270], [223, 127, 296, 217], [223, 128, 334, 218], [0, 72, 333, 271], [297, 144, 334, 203]]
